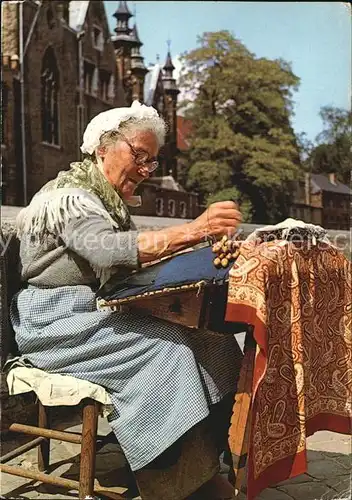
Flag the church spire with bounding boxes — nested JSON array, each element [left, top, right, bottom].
[[130, 21, 147, 102], [130, 22, 146, 72], [162, 41, 178, 92], [163, 39, 175, 76], [130, 23, 142, 46], [114, 1, 132, 17], [163, 51, 175, 73], [161, 40, 179, 179], [113, 1, 132, 35]]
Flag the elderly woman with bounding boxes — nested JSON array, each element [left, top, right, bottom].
[[11, 102, 243, 500]]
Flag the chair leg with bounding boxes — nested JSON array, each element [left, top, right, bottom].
[[228, 327, 256, 495], [37, 402, 50, 472], [79, 398, 99, 499]]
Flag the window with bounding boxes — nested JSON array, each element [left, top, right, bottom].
[[46, 6, 55, 29], [168, 199, 176, 217], [156, 198, 164, 216], [84, 61, 95, 94], [92, 26, 104, 51], [41, 47, 60, 145], [158, 95, 165, 114], [341, 199, 347, 210], [76, 103, 86, 156], [180, 201, 187, 218], [99, 69, 111, 101], [91, 68, 98, 97], [116, 19, 127, 31], [107, 75, 115, 102]]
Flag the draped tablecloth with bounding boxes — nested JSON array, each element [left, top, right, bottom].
[[225, 240, 351, 499]]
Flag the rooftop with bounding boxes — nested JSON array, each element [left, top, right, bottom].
[[311, 173, 352, 195], [130, 24, 142, 45], [69, 1, 89, 31], [147, 175, 186, 192], [143, 63, 162, 105], [113, 0, 132, 18], [163, 51, 175, 71]]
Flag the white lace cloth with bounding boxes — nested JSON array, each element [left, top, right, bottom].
[[245, 218, 329, 245], [7, 366, 112, 416]]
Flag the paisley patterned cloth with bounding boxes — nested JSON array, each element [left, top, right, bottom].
[[225, 240, 351, 500]]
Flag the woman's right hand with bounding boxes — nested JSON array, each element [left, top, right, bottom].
[[191, 201, 242, 240], [137, 201, 242, 264]]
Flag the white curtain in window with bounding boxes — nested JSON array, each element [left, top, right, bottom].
[[91, 68, 98, 97], [107, 75, 115, 101], [168, 199, 176, 217], [156, 198, 164, 216]]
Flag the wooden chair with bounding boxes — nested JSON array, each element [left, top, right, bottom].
[[228, 329, 256, 495], [0, 229, 124, 499], [0, 398, 115, 498]]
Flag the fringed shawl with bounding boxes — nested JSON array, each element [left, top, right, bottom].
[[16, 159, 137, 283], [17, 159, 134, 237]]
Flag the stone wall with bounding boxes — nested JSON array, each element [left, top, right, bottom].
[[1, 2, 19, 57]]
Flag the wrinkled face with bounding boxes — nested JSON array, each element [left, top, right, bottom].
[[98, 130, 159, 201]]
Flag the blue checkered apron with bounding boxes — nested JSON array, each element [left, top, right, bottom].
[[10, 285, 242, 471]]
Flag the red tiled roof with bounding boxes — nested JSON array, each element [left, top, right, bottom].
[[177, 115, 192, 151]]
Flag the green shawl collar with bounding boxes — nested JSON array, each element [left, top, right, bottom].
[[39, 158, 132, 231]]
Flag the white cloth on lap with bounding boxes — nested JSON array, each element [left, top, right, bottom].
[[7, 365, 112, 416]]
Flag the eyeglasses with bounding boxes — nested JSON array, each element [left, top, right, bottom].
[[119, 133, 159, 173]]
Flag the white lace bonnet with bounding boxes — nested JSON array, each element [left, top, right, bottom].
[[80, 100, 160, 155]]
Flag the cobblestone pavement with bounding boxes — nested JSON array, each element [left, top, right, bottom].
[[1, 415, 351, 500]]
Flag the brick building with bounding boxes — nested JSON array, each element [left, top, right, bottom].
[[290, 173, 351, 231], [1, 0, 193, 217]]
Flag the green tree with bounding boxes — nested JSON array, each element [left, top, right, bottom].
[[296, 132, 314, 165], [309, 107, 351, 185], [178, 31, 301, 223]]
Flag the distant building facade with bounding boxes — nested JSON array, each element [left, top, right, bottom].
[[290, 173, 351, 231], [1, 0, 190, 217], [1, 0, 124, 205], [133, 175, 200, 219]]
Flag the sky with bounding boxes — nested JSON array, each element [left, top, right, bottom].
[[104, 1, 351, 143]]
